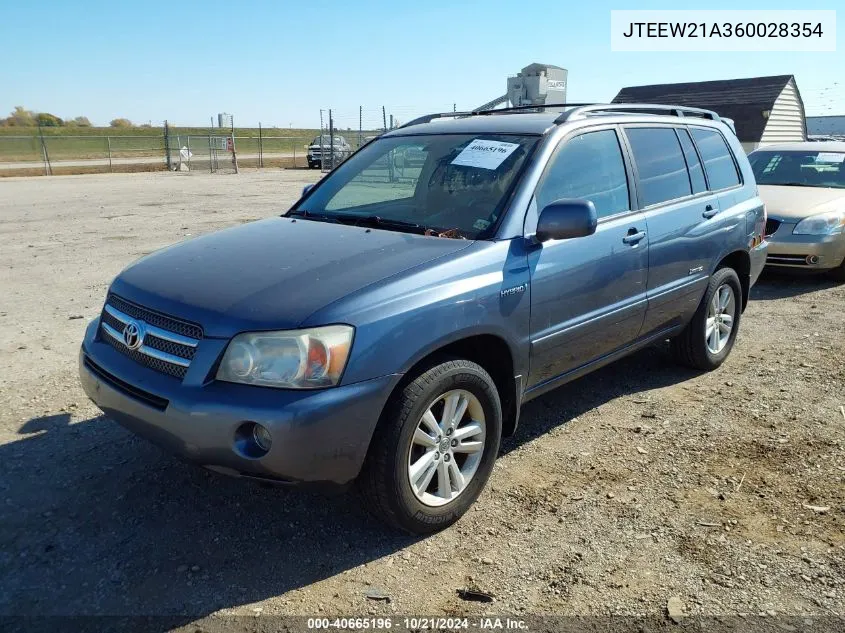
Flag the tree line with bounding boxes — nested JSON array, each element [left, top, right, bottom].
[[0, 106, 145, 129]]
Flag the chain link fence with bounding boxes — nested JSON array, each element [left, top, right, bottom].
[[0, 134, 168, 176], [0, 130, 313, 176], [311, 105, 457, 173], [0, 105, 458, 177], [166, 132, 237, 174]]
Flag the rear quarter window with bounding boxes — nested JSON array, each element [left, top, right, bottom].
[[690, 128, 741, 190]]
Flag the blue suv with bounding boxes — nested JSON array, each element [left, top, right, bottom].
[[79, 104, 767, 533]]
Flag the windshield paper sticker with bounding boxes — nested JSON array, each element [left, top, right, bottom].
[[816, 152, 845, 163], [451, 139, 520, 170]]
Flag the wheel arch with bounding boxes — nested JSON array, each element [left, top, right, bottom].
[[392, 332, 522, 438], [714, 249, 751, 311]]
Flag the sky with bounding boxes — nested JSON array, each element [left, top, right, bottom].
[[0, 0, 842, 129]]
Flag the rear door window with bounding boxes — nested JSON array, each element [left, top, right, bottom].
[[690, 128, 741, 190], [676, 129, 707, 194], [625, 127, 692, 206]]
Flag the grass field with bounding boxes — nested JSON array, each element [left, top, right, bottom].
[[0, 125, 323, 139], [0, 126, 376, 164]]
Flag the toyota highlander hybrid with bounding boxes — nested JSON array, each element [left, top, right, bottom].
[[80, 104, 767, 533]]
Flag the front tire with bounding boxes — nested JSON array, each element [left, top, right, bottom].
[[671, 267, 742, 371], [358, 359, 502, 534]]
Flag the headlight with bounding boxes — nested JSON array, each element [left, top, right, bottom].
[[793, 210, 845, 235], [217, 325, 354, 389]]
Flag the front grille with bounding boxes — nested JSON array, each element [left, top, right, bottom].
[[107, 294, 203, 340], [764, 218, 781, 237], [144, 334, 196, 360], [99, 294, 201, 379], [102, 333, 188, 378], [100, 308, 125, 334]]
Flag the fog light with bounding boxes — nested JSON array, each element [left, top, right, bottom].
[[252, 423, 272, 452], [806, 255, 820, 265], [234, 422, 272, 459]]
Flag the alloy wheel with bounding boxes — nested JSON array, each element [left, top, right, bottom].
[[407, 389, 486, 507], [705, 284, 736, 354]]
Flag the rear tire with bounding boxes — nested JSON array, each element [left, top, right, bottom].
[[671, 267, 742, 371], [358, 359, 502, 534]]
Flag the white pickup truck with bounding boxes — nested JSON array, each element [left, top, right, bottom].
[[307, 135, 352, 169]]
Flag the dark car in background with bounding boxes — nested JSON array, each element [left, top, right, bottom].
[[80, 104, 767, 534]]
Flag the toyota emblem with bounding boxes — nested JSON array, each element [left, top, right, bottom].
[[122, 320, 144, 350]]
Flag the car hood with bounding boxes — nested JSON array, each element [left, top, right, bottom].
[[110, 217, 473, 338], [758, 185, 845, 220]]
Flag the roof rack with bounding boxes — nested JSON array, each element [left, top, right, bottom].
[[398, 104, 597, 129], [471, 103, 598, 116], [557, 103, 722, 123], [398, 103, 723, 130], [398, 112, 474, 129]]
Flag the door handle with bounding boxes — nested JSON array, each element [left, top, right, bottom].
[[622, 230, 647, 245], [702, 204, 719, 219]]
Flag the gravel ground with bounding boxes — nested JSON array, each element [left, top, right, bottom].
[[0, 171, 843, 624]]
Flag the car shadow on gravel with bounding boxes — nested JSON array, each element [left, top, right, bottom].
[[2, 346, 697, 623], [2, 412, 418, 623], [502, 345, 697, 455], [750, 268, 841, 300]]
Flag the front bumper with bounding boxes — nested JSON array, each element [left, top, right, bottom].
[[79, 318, 400, 486], [765, 221, 845, 271]]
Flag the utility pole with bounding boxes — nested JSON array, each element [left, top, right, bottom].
[[319, 109, 325, 169], [38, 121, 52, 176], [230, 115, 239, 174], [328, 109, 334, 171], [208, 116, 215, 173], [164, 120, 172, 171], [258, 122, 264, 168]]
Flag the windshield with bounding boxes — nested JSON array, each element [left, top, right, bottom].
[[291, 133, 539, 239], [749, 150, 845, 189]]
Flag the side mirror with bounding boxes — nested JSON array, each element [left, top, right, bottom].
[[535, 198, 598, 242], [302, 184, 315, 197]]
